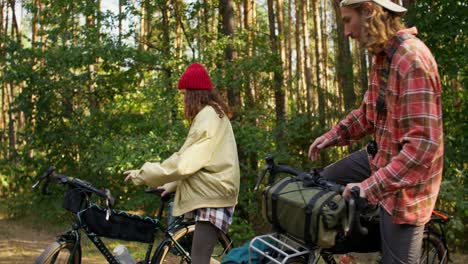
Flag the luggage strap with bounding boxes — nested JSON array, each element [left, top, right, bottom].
[[270, 178, 296, 232], [304, 190, 337, 246]]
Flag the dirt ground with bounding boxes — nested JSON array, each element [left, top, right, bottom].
[[0, 215, 105, 263], [1, 212, 467, 264]]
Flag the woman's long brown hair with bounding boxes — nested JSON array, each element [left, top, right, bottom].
[[183, 89, 232, 123]]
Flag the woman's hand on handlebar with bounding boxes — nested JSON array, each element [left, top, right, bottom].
[[343, 182, 366, 200], [308, 136, 331, 161]]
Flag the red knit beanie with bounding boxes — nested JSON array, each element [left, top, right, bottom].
[[178, 63, 213, 90]]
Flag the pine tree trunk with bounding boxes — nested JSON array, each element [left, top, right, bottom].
[[161, 1, 175, 123], [301, 0, 313, 114], [174, 0, 183, 59], [0, 0, 4, 139], [220, 0, 240, 112], [332, 0, 355, 112], [312, 0, 325, 126], [139, 0, 147, 50], [267, 0, 286, 152], [294, 0, 304, 113], [86, 1, 99, 111], [321, 0, 329, 121], [118, 0, 123, 45], [275, 0, 287, 111]]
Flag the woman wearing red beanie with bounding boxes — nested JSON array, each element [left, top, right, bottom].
[[124, 63, 240, 264]]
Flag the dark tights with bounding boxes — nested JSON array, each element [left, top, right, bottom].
[[322, 149, 424, 263], [191, 221, 219, 264]]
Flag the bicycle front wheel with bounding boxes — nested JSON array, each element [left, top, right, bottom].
[[152, 224, 232, 264], [420, 232, 448, 264], [34, 240, 82, 264]]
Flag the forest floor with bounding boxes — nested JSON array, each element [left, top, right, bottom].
[[1, 204, 467, 264]]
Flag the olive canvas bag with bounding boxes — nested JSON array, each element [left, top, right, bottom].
[[262, 176, 346, 248]]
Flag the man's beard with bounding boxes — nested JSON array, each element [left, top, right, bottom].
[[358, 27, 370, 50]]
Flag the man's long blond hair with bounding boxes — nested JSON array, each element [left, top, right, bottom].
[[351, 3, 406, 53]]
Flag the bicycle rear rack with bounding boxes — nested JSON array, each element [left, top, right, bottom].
[[248, 233, 314, 264]]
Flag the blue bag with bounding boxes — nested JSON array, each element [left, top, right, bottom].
[[222, 239, 270, 264]]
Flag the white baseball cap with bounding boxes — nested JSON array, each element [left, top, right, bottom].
[[340, 0, 407, 16]]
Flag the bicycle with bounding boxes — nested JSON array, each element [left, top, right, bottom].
[[250, 154, 451, 264], [32, 166, 233, 264]]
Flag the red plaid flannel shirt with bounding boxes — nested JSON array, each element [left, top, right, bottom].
[[323, 28, 444, 226]]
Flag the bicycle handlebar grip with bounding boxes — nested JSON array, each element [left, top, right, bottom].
[[42, 166, 56, 179], [40, 167, 56, 195]]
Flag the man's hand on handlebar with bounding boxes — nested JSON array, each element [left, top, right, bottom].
[[343, 182, 366, 200], [308, 136, 331, 161]]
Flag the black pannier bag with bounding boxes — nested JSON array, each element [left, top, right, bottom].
[[262, 176, 347, 248], [63, 187, 88, 213], [81, 204, 157, 243]]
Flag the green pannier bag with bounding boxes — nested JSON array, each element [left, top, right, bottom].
[[262, 176, 347, 248]]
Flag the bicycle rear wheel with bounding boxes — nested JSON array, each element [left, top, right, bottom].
[[34, 240, 81, 264], [152, 224, 232, 264], [420, 232, 448, 264]]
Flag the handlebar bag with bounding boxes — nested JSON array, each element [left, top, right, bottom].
[[63, 187, 88, 213], [80, 205, 157, 243], [262, 176, 346, 248]]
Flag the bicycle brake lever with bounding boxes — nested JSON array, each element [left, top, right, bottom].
[[104, 189, 116, 207], [106, 199, 112, 221], [104, 189, 115, 221], [33, 166, 56, 190], [345, 197, 356, 236], [348, 186, 368, 236], [254, 167, 269, 191]]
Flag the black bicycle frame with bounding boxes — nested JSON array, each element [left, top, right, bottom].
[[65, 207, 194, 264]]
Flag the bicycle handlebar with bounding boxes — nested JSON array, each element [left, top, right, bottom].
[[255, 154, 343, 193], [32, 166, 116, 208]]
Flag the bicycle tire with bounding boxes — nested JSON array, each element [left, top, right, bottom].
[[34, 240, 81, 264], [420, 232, 448, 264], [152, 224, 232, 264]]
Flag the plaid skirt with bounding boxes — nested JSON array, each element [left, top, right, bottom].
[[185, 207, 235, 234]]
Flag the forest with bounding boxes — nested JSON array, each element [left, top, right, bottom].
[[0, 0, 466, 251]]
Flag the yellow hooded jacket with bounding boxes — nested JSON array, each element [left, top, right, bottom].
[[131, 105, 240, 216]]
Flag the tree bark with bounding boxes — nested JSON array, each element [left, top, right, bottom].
[[86, 0, 99, 111], [139, 0, 147, 50], [267, 0, 287, 152], [312, 0, 325, 126], [286, 0, 293, 100], [294, 0, 304, 113], [321, 0, 329, 120], [332, 0, 355, 112], [118, 0, 123, 45], [220, 0, 240, 113], [301, 0, 313, 114]]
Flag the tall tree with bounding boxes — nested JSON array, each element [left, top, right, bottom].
[[294, 0, 305, 112], [321, 0, 330, 119], [220, 0, 240, 112], [312, 0, 325, 125], [267, 0, 287, 152], [332, 0, 355, 112], [301, 0, 313, 113]]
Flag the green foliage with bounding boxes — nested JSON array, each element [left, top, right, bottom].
[[406, 0, 468, 251], [0, 0, 466, 251]]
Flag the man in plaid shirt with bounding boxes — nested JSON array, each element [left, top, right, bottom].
[[308, 1, 443, 263]]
